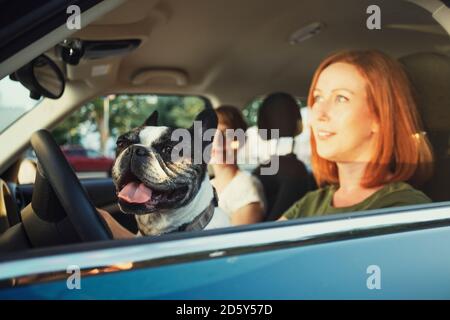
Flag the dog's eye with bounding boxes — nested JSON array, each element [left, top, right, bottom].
[[162, 146, 173, 154], [117, 139, 128, 149]]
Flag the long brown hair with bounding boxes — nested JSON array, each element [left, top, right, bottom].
[[307, 50, 433, 188], [215, 105, 248, 131]]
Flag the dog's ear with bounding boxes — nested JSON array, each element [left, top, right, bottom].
[[194, 108, 218, 132], [143, 111, 158, 126], [189, 108, 218, 164]]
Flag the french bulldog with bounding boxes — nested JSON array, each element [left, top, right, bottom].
[[112, 109, 230, 236]]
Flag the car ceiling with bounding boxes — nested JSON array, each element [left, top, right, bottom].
[[65, 0, 450, 108]]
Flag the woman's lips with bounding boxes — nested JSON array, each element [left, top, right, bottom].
[[316, 129, 336, 140]]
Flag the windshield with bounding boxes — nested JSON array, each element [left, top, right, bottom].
[[0, 76, 42, 134]]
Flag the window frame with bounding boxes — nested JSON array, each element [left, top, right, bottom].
[[1, 200, 450, 286]]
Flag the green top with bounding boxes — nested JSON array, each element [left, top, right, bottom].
[[283, 182, 431, 220]]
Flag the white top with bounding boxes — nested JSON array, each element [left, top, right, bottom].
[[205, 207, 231, 230], [211, 171, 267, 218]]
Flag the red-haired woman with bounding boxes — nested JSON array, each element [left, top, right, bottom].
[[279, 50, 433, 220]]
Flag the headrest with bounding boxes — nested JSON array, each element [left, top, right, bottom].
[[257, 92, 302, 139], [399, 52, 450, 133]]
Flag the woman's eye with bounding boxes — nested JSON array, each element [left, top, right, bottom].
[[313, 95, 323, 103], [336, 95, 349, 103]]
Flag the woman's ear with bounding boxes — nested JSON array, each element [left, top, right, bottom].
[[371, 121, 380, 134]]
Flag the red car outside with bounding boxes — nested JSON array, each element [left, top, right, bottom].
[[61, 146, 114, 175]]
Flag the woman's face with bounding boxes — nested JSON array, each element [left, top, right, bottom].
[[310, 62, 379, 163], [211, 122, 238, 164]]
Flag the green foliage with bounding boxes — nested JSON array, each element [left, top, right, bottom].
[[242, 98, 262, 127], [168, 96, 205, 128], [52, 95, 205, 147], [52, 100, 99, 145]]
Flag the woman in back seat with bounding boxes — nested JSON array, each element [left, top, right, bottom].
[[280, 49, 434, 221], [210, 106, 267, 225]]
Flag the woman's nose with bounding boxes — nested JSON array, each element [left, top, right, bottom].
[[312, 100, 330, 122]]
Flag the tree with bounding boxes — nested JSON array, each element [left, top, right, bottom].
[[52, 94, 205, 152]]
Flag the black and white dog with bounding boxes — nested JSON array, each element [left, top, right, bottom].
[[112, 109, 230, 236]]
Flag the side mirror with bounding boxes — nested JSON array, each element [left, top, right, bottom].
[[10, 55, 65, 100]]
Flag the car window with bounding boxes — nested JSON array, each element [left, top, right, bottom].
[[50, 94, 206, 179], [2, 0, 449, 272], [86, 149, 101, 158], [69, 149, 87, 157], [0, 77, 42, 134]]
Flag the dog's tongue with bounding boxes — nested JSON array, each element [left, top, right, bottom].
[[118, 182, 152, 204]]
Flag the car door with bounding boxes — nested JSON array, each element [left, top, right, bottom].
[[0, 202, 449, 299]]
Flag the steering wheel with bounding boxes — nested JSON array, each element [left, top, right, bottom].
[[30, 129, 111, 242]]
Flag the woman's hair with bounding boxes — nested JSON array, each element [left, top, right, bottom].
[[307, 49, 434, 188], [215, 105, 248, 132]]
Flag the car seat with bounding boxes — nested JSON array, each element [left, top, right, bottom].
[[399, 52, 450, 202], [253, 92, 315, 221]]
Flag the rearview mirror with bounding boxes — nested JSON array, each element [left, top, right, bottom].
[[10, 55, 65, 100]]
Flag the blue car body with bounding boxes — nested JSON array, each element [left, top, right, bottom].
[[1, 203, 450, 299]]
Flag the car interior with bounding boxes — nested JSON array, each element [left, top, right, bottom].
[[0, 0, 449, 255]]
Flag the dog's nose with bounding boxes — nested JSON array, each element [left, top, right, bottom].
[[133, 146, 149, 157]]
